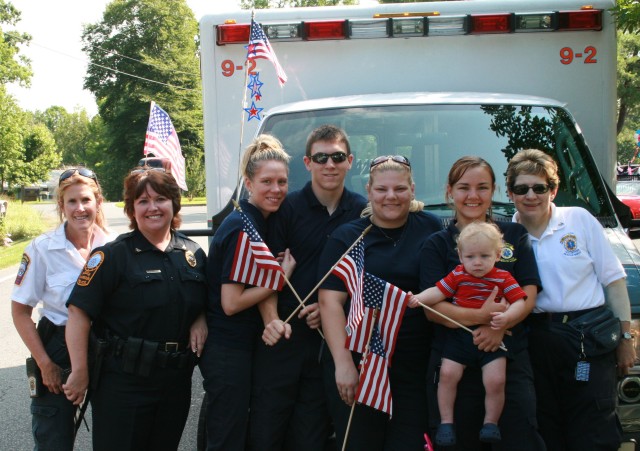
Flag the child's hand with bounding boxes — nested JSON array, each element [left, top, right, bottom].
[[408, 292, 420, 309], [490, 311, 508, 330]]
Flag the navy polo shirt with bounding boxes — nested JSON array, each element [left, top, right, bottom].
[[67, 229, 206, 344], [319, 212, 443, 358], [206, 200, 268, 350], [269, 182, 366, 337], [420, 220, 541, 353]]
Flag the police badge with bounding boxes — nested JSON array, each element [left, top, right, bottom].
[[185, 250, 197, 268]]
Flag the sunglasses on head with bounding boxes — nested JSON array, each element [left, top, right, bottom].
[[510, 183, 552, 195], [59, 168, 97, 186], [309, 152, 348, 164], [370, 155, 411, 170], [130, 167, 166, 175]]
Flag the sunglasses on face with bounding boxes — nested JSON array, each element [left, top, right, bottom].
[[59, 168, 97, 186], [130, 167, 166, 175], [369, 155, 411, 170], [309, 152, 348, 164], [510, 183, 552, 195]]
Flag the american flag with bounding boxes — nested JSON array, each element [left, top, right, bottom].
[[331, 237, 365, 338], [143, 102, 188, 191], [230, 211, 285, 291], [247, 19, 287, 86], [347, 273, 409, 361], [355, 326, 392, 416]]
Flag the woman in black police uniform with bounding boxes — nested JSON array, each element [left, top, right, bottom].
[[319, 155, 442, 450], [63, 168, 207, 451], [199, 134, 294, 451], [421, 156, 545, 450]]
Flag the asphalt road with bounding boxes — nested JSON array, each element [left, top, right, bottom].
[[0, 202, 211, 451]]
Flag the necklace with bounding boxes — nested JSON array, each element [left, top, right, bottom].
[[373, 221, 407, 247]]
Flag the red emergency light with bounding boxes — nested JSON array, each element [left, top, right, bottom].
[[469, 14, 513, 34], [217, 23, 250, 45], [304, 20, 347, 40], [557, 10, 602, 31]]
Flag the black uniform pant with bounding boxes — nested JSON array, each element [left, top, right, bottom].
[[427, 346, 545, 451], [200, 341, 252, 451], [31, 327, 76, 451], [322, 345, 429, 451], [91, 354, 192, 451], [528, 324, 621, 451], [248, 333, 331, 451]]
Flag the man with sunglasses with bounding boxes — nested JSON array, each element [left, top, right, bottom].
[[248, 125, 366, 450]]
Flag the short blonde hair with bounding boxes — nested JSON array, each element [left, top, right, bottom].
[[456, 221, 503, 253], [241, 134, 291, 180]]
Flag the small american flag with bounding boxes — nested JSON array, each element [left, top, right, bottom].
[[331, 238, 365, 339], [355, 327, 392, 416], [247, 19, 287, 86], [347, 273, 408, 361], [230, 211, 284, 291], [143, 102, 187, 191]]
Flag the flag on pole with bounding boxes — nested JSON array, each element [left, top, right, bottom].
[[143, 102, 188, 191], [230, 210, 285, 291], [331, 237, 365, 338], [355, 326, 392, 416], [247, 19, 288, 86], [347, 273, 409, 360]]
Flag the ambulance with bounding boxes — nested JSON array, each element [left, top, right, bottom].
[[198, 1, 640, 446]]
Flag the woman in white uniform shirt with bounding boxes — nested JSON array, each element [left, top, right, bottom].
[[11, 168, 112, 450], [506, 149, 635, 450]]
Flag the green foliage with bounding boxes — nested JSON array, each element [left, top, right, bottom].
[[613, 0, 640, 34], [617, 32, 640, 164], [0, 87, 24, 191], [34, 106, 94, 165], [13, 123, 61, 186], [185, 152, 206, 199], [0, 0, 32, 86], [82, 0, 203, 200], [2, 198, 51, 241]]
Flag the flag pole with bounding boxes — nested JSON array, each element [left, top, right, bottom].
[[283, 224, 373, 325], [417, 302, 507, 352], [231, 200, 324, 339], [143, 101, 155, 158], [342, 308, 379, 451], [235, 10, 256, 204]]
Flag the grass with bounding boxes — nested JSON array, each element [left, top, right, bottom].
[[0, 198, 55, 269]]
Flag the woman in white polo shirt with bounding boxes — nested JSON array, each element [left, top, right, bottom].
[[506, 149, 634, 451], [11, 168, 112, 450]]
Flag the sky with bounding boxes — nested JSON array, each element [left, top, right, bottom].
[[5, 0, 243, 116]]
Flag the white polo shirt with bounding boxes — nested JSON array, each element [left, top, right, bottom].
[[11, 223, 113, 326], [514, 204, 625, 313]]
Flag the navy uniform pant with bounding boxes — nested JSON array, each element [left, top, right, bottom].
[[427, 347, 545, 451], [199, 341, 252, 451], [31, 327, 75, 451], [528, 324, 621, 451], [248, 333, 331, 451], [91, 355, 192, 451], [322, 345, 429, 451]]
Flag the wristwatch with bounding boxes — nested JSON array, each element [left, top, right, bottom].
[[622, 332, 634, 340]]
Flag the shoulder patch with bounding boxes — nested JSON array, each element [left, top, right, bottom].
[[77, 251, 105, 287], [14, 253, 31, 286]]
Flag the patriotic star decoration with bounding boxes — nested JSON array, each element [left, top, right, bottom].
[[244, 101, 264, 121], [247, 73, 264, 100]]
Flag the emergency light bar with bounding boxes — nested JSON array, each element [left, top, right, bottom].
[[216, 8, 603, 45]]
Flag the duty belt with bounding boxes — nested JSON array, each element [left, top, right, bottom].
[[107, 335, 194, 376]]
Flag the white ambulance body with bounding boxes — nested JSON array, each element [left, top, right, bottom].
[[199, 1, 640, 442]]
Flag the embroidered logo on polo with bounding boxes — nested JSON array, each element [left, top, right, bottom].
[[77, 251, 105, 286], [15, 253, 31, 286], [499, 242, 516, 263], [560, 233, 581, 256]]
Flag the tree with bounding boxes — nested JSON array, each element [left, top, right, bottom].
[[616, 32, 640, 164], [35, 106, 94, 165], [0, 87, 23, 191], [613, 0, 640, 34], [0, 0, 32, 86], [82, 0, 203, 200], [16, 123, 61, 186]]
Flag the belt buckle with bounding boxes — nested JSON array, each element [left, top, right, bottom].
[[163, 342, 179, 353]]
